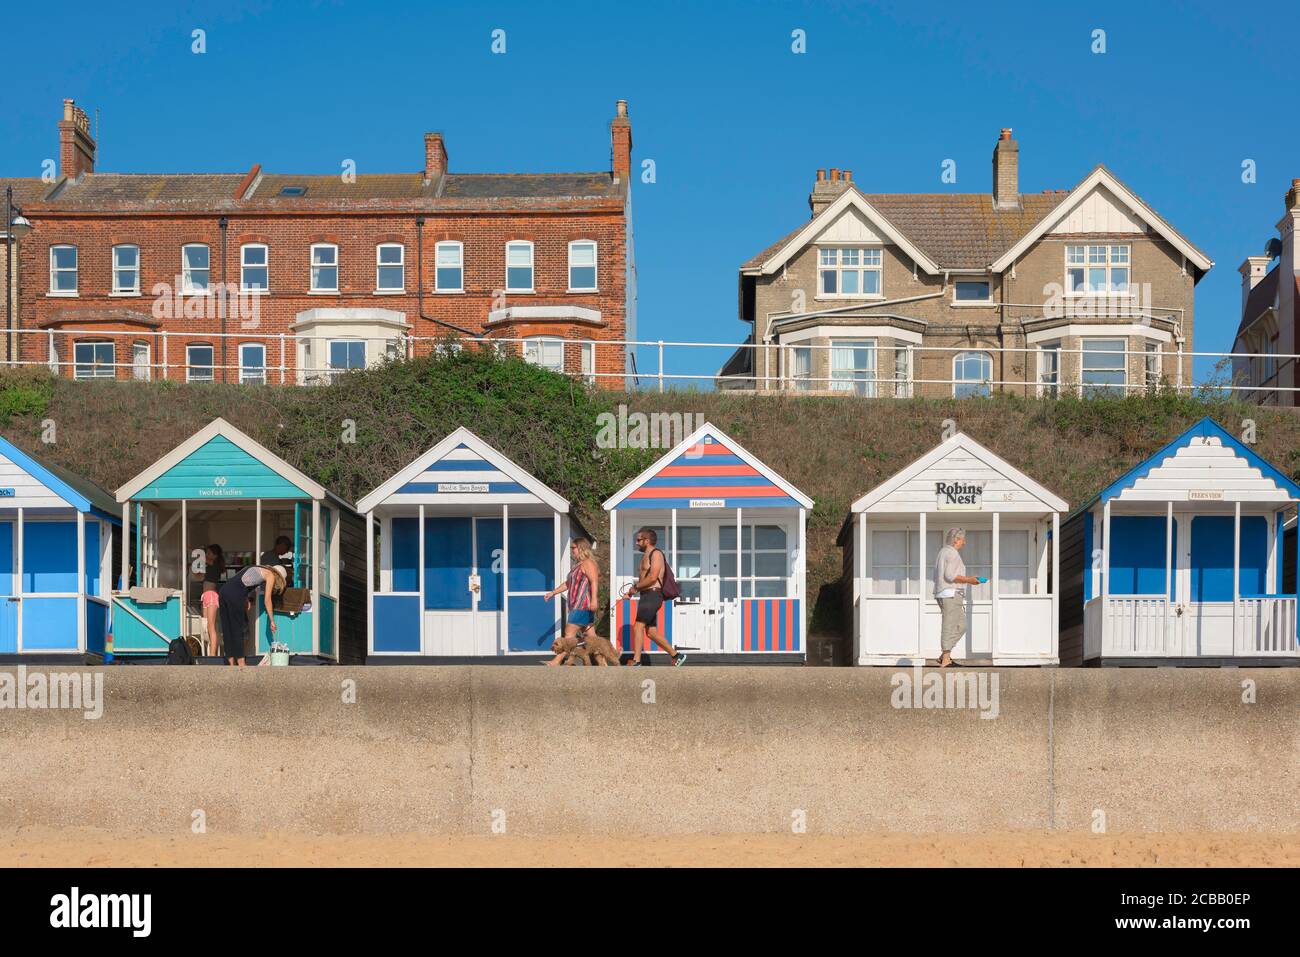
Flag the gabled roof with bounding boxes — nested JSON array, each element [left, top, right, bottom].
[[850, 432, 1069, 514], [604, 422, 813, 512], [356, 427, 569, 513], [0, 434, 119, 520], [991, 166, 1212, 273], [1073, 417, 1300, 516], [116, 417, 350, 508]]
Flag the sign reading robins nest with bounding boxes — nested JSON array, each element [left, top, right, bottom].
[[935, 480, 983, 509]]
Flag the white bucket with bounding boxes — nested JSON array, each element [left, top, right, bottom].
[[270, 650, 290, 667]]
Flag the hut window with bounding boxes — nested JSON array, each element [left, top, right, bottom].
[[240, 244, 269, 292], [186, 344, 215, 382], [505, 241, 534, 292], [112, 244, 139, 294], [435, 241, 463, 292], [952, 351, 993, 398], [49, 245, 78, 294], [311, 244, 339, 292], [1081, 339, 1126, 396], [568, 240, 597, 291], [73, 341, 115, 379], [523, 337, 564, 373], [720, 524, 789, 599], [239, 343, 267, 385], [376, 243, 405, 291], [181, 244, 210, 293]]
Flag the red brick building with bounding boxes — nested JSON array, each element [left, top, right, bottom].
[[4, 99, 636, 386]]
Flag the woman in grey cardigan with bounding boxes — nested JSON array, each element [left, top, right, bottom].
[[933, 528, 984, 668]]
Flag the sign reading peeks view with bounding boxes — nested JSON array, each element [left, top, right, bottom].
[[935, 481, 984, 509]]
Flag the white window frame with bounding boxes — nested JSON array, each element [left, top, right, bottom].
[[579, 341, 596, 384], [310, 243, 339, 293], [505, 241, 535, 293], [953, 351, 993, 398], [1144, 341, 1161, 391], [952, 279, 992, 304], [789, 345, 813, 392], [376, 243, 405, 293], [328, 338, 368, 380], [239, 342, 267, 385], [1080, 338, 1127, 396], [131, 341, 151, 381], [186, 343, 215, 383], [893, 346, 913, 398], [817, 247, 883, 299], [435, 241, 463, 293], [49, 245, 78, 296], [239, 243, 269, 293], [112, 244, 140, 295], [1065, 244, 1132, 297], [1037, 342, 1061, 398], [869, 525, 1034, 598], [73, 340, 114, 379], [181, 244, 211, 294], [523, 336, 564, 372], [720, 522, 793, 600], [830, 339, 877, 397], [567, 240, 598, 292]]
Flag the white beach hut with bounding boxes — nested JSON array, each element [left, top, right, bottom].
[[842, 432, 1068, 666]]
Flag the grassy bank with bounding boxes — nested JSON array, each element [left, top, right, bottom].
[[1, 354, 1295, 643]]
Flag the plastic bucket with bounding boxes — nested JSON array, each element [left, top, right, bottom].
[[270, 651, 290, 667]]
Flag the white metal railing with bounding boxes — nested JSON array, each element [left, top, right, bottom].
[[1101, 596, 1174, 656], [1235, 597, 1298, 655], [2, 327, 1297, 397]]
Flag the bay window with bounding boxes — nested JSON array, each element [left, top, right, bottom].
[[1081, 338, 1126, 396]]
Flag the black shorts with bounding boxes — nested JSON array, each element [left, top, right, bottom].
[[635, 590, 663, 625]]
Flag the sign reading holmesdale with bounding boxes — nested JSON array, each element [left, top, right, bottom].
[[936, 481, 984, 509]]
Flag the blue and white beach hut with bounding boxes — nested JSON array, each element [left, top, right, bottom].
[[0, 435, 119, 660], [1060, 417, 1300, 665], [112, 419, 365, 662], [356, 427, 577, 660], [602, 422, 813, 661]]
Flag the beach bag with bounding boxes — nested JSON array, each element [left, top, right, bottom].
[[656, 549, 682, 601], [167, 637, 195, 665]]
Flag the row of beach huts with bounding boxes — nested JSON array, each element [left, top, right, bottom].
[[0, 415, 1295, 667]]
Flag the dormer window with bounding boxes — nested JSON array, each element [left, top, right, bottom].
[[819, 247, 882, 297]]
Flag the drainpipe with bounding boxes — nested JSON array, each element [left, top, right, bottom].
[[415, 214, 474, 339], [218, 216, 228, 382]]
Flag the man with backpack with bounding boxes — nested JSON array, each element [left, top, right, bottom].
[[621, 528, 687, 667]]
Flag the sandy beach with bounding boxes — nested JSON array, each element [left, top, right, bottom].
[[2, 829, 1296, 867]]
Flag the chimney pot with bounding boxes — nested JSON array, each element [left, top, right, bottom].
[[816, 169, 826, 182], [1000, 128, 1013, 141], [829, 168, 840, 181], [842, 169, 852, 182], [58, 98, 96, 178]]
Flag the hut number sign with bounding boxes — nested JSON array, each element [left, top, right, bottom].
[[438, 483, 489, 493], [935, 481, 984, 509]]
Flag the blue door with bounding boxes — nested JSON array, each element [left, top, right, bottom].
[[0, 522, 14, 653], [506, 517, 556, 651]]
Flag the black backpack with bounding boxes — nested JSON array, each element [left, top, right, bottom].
[[167, 637, 195, 665]]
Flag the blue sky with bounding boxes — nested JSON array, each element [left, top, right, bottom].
[[2, 0, 1294, 385]]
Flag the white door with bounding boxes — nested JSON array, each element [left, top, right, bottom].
[[665, 523, 716, 652]]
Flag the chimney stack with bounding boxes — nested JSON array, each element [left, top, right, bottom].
[[992, 128, 1019, 209], [58, 99, 96, 179], [610, 99, 633, 183], [1287, 178, 1300, 210], [424, 132, 448, 182], [809, 166, 853, 217], [1239, 255, 1273, 315]]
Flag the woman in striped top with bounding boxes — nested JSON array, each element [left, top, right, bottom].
[[543, 538, 600, 665]]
